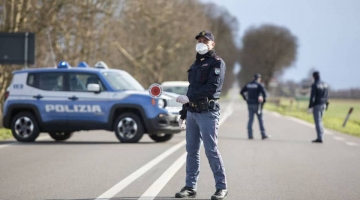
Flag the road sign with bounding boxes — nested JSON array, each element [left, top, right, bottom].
[[0, 32, 35, 66]]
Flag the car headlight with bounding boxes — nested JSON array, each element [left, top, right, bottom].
[[158, 99, 167, 108]]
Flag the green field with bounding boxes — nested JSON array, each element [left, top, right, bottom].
[[0, 128, 12, 140], [264, 98, 360, 137]]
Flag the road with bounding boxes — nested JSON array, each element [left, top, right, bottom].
[[1, 92, 360, 200]]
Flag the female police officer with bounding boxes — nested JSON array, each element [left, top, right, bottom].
[[175, 30, 228, 200]]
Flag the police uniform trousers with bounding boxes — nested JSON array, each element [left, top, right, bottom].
[[247, 104, 266, 138], [313, 104, 326, 140], [185, 110, 227, 190]]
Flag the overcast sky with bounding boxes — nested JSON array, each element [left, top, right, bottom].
[[203, 0, 360, 89]]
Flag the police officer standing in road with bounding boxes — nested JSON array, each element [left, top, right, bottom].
[[175, 30, 228, 200], [308, 71, 329, 143], [240, 74, 270, 140]]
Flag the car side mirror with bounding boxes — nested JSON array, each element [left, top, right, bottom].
[[87, 84, 100, 93]]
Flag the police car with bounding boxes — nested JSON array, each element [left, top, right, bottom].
[[2, 61, 182, 143]]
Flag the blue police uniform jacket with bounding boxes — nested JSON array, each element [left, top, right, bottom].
[[179, 50, 226, 119], [240, 80, 267, 104], [308, 78, 329, 108]]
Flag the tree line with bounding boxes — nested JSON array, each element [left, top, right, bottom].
[[0, 0, 299, 123]]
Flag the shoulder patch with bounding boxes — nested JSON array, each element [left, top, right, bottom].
[[215, 55, 221, 60], [214, 68, 221, 75]]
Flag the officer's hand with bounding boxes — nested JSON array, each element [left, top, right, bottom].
[[258, 96, 264, 103], [176, 95, 189, 104], [178, 119, 186, 130], [307, 108, 313, 114]]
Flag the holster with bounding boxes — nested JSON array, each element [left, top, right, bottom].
[[192, 99, 208, 112], [189, 99, 218, 112]]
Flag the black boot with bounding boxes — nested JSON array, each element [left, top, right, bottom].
[[211, 189, 228, 200], [175, 186, 197, 198], [312, 139, 323, 143], [262, 135, 271, 140]]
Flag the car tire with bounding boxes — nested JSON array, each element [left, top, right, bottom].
[[11, 112, 40, 142], [149, 133, 174, 142], [48, 132, 73, 141], [114, 113, 144, 143]]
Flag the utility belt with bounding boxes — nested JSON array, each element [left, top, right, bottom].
[[188, 99, 218, 112]]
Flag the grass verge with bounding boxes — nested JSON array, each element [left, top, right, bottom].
[[0, 128, 12, 140], [264, 98, 360, 137]]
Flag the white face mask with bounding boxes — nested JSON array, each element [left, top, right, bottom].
[[195, 43, 209, 55]]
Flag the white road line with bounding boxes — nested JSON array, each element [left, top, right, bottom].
[[0, 143, 14, 149], [219, 101, 234, 125], [96, 100, 235, 200], [264, 110, 281, 118], [333, 136, 345, 141], [95, 140, 186, 200], [285, 116, 313, 128], [264, 110, 343, 138], [138, 152, 187, 200], [324, 131, 333, 135], [346, 142, 359, 146], [136, 100, 234, 200], [0, 135, 51, 149], [266, 110, 360, 148]]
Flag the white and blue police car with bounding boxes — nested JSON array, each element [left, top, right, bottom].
[[2, 61, 182, 143]]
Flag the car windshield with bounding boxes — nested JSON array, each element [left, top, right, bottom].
[[163, 86, 188, 95], [101, 71, 144, 91]]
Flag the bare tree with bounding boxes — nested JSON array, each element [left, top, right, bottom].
[[238, 24, 298, 88], [110, 0, 211, 87], [0, 0, 240, 127], [0, 0, 36, 120], [0, 0, 117, 119], [204, 3, 240, 96]]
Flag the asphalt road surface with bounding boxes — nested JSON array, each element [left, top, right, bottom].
[[1, 90, 360, 200]]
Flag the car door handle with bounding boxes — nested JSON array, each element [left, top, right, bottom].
[[68, 96, 78, 100], [33, 95, 43, 99]]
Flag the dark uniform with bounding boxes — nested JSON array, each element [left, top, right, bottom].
[[177, 49, 227, 194], [309, 71, 329, 143], [240, 75, 268, 139]]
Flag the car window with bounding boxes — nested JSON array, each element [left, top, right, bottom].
[[68, 73, 105, 92], [38, 73, 65, 91], [101, 71, 144, 91], [27, 74, 35, 87], [163, 86, 188, 95]]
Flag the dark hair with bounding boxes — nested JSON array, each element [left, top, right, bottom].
[[312, 71, 320, 78], [254, 74, 261, 79]]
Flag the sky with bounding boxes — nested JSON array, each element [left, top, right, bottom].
[[203, 0, 360, 90]]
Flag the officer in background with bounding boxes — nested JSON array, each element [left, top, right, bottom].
[[308, 71, 329, 143], [240, 74, 269, 140], [175, 30, 228, 200]]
